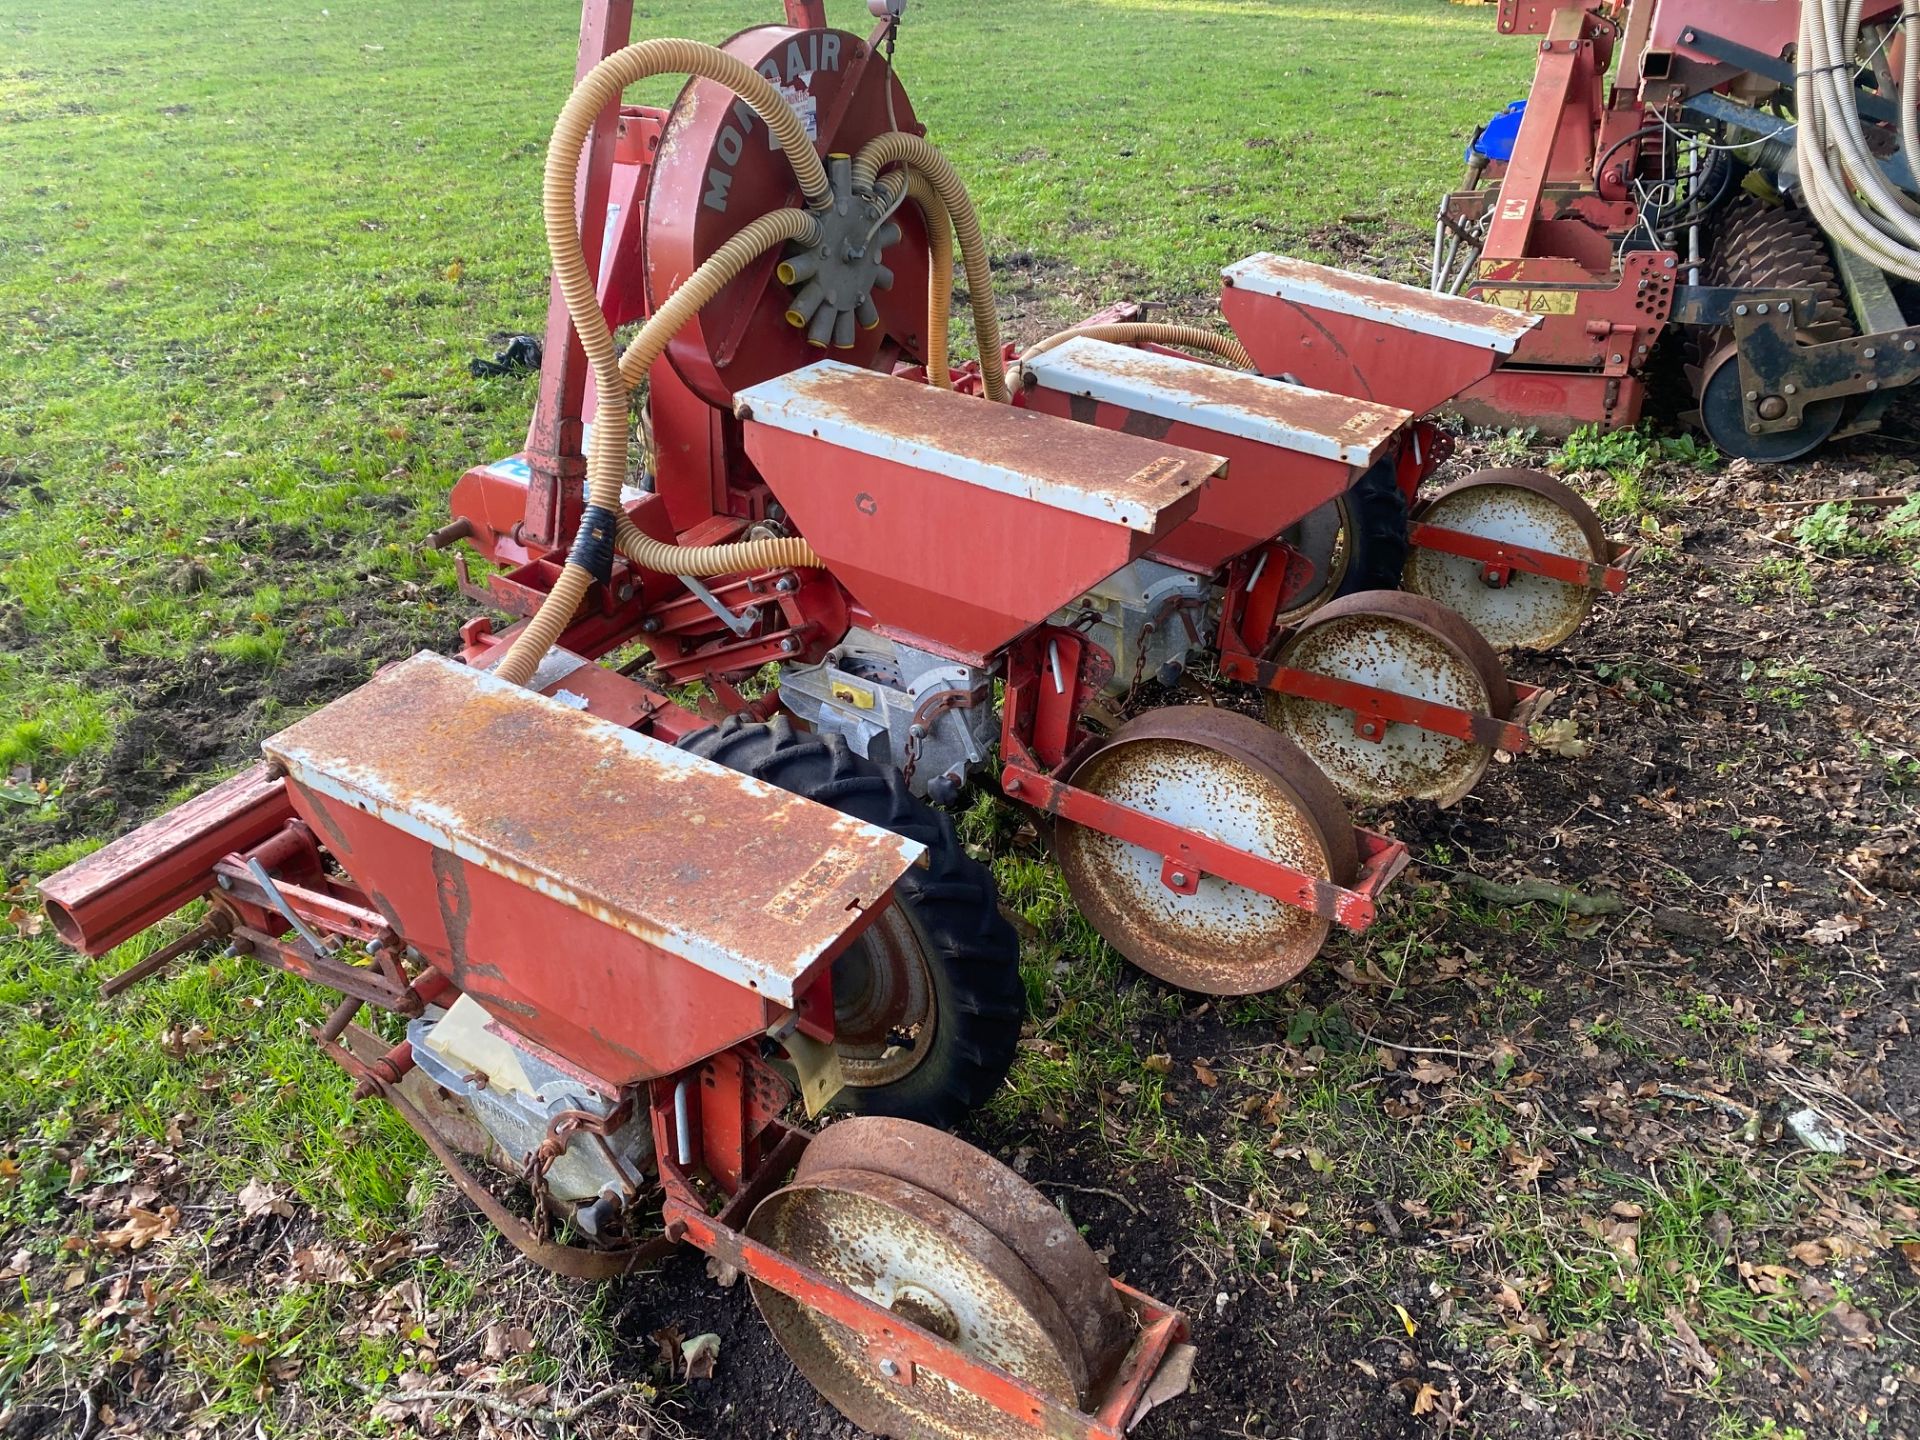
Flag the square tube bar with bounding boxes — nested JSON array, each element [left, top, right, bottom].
[[665, 1200, 1188, 1440], [1219, 656, 1538, 752], [1408, 522, 1634, 594], [1000, 762, 1404, 931]]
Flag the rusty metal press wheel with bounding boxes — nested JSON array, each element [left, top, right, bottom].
[[1265, 589, 1512, 809], [1402, 467, 1609, 650], [747, 1117, 1128, 1438], [1051, 707, 1356, 995]]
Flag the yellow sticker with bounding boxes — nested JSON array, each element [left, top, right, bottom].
[[829, 680, 876, 710], [1475, 287, 1579, 315]]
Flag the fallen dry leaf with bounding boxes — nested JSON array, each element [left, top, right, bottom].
[[682, 1331, 721, 1381], [290, 1246, 353, 1285], [649, 1324, 683, 1370], [481, 1322, 535, 1362], [237, 1178, 293, 1222], [1801, 914, 1862, 946], [1191, 1060, 1218, 1088], [101, 1205, 179, 1252]]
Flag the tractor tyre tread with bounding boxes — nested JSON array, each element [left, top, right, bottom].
[[679, 714, 1022, 1130], [1336, 457, 1412, 597]]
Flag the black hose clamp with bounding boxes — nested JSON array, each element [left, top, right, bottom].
[[569, 503, 619, 584]]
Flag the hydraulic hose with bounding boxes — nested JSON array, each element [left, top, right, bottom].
[[854, 133, 1009, 402], [1018, 322, 1255, 370], [881, 169, 954, 388], [496, 40, 833, 688], [1795, 0, 1920, 281], [1904, 1, 1920, 190]]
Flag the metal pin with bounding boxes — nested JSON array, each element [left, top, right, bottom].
[[673, 1078, 694, 1166], [1047, 639, 1065, 695], [246, 858, 336, 954]]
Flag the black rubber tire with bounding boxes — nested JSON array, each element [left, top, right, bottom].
[[679, 715, 1023, 1131], [1333, 455, 1411, 597]]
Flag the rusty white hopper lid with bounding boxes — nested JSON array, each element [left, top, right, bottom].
[[733, 360, 1225, 532], [261, 652, 923, 1005], [1222, 253, 1542, 354], [1024, 337, 1414, 469]]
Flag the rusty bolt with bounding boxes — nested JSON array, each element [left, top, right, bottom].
[[616, 583, 635, 604]]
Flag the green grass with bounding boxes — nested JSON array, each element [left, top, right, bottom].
[[0, 3, 1533, 1426], [21, 0, 1890, 1432], [1557, 422, 1720, 520]]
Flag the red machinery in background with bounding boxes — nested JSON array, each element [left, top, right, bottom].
[[39, 2, 1650, 1434], [1431, 0, 1920, 459]]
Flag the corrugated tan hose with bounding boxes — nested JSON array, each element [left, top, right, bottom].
[[881, 169, 954, 388], [1018, 322, 1255, 369], [854, 133, 1008, 402], [606, 209, 824, 570], [495, 40, 833, 688]]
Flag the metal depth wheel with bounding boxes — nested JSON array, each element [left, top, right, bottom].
[[1052, 707, 1357, 996], [1690, 198, 1853, 465], [800, 1118, 1135, 1390], [748, 1118, 1125, 1439], [680, 716, 1022, 1130], [826, 903, 938, 1091], [1265, 590, 1512, 809], [1696, 343, 1844, 465], [1403, 467, 1609, 650]]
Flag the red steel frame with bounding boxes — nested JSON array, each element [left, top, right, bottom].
[[1407, 521, 1635, 595], [996, 627, 1413, 929], [56, 648, 1187, 1435], [1453, 0, 1905, 434]]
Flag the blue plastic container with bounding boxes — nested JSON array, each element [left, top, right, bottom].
[[1470, 101, 1527, 164]]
